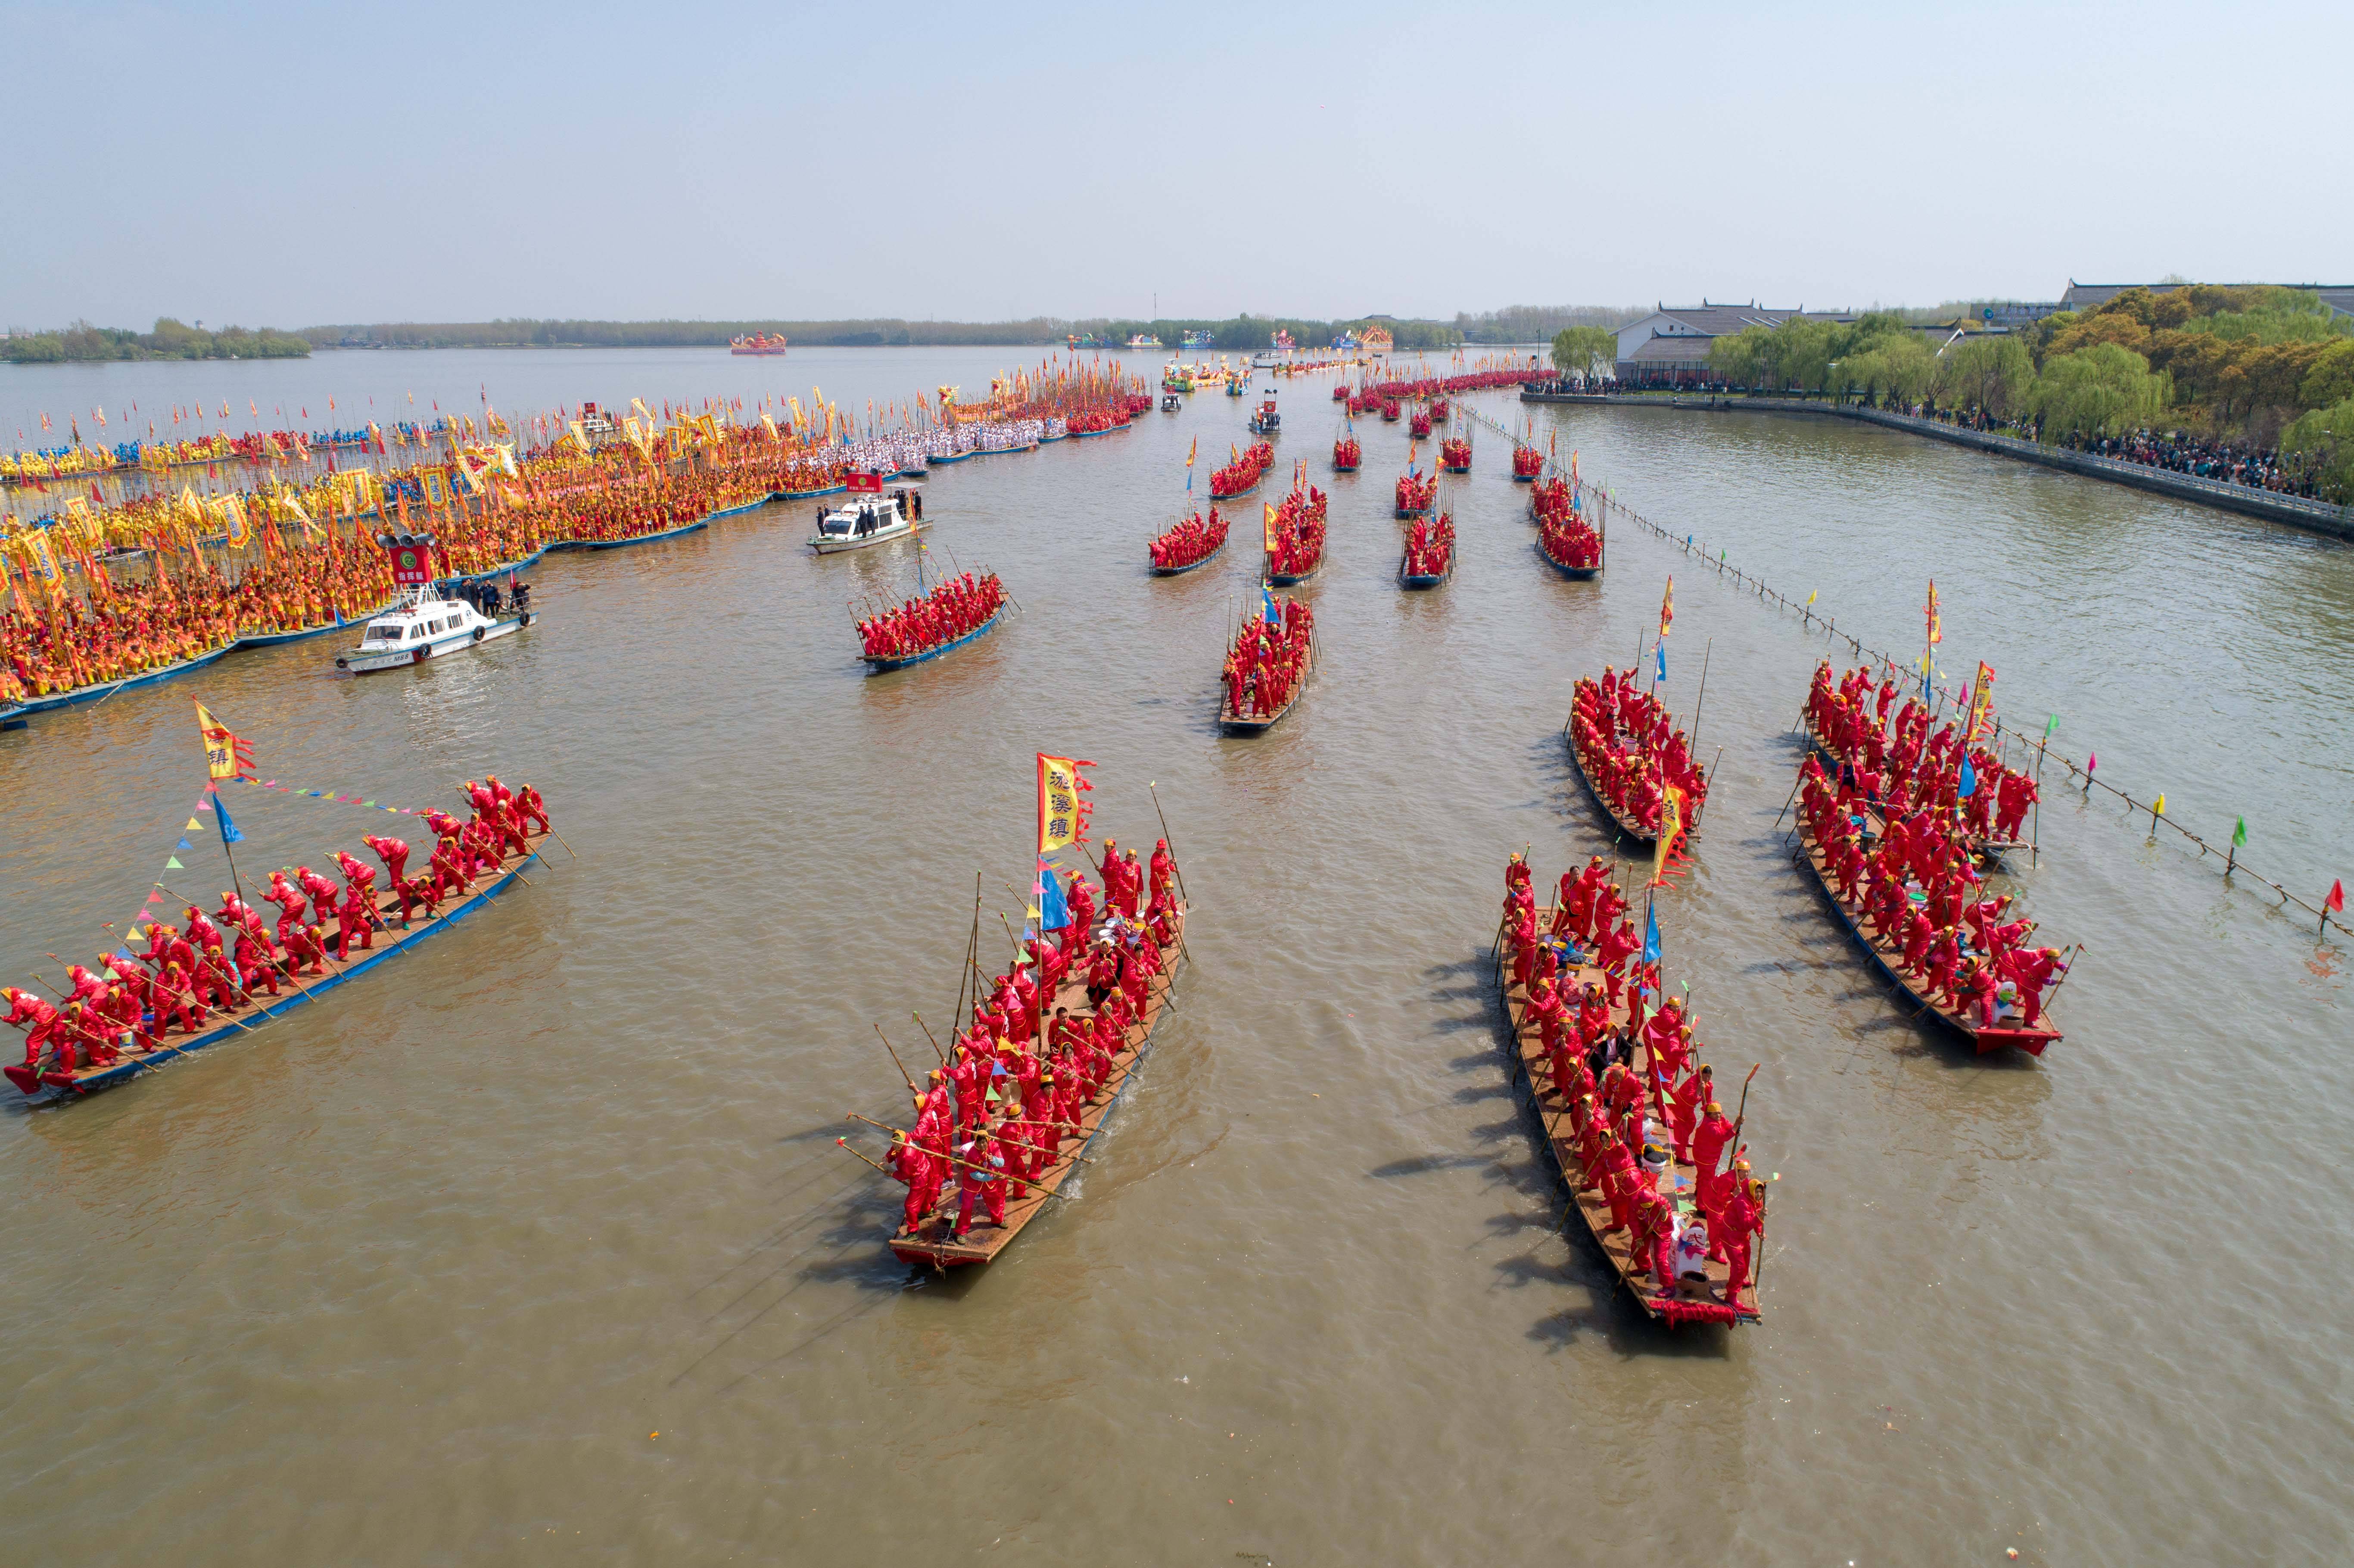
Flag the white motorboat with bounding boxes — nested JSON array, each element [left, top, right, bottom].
[[807, 477, 920, 554], [336, 584, 536, 673]]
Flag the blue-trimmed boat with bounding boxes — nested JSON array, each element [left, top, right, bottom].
[[548, 517, 710, 552], [1151, 542, 1225, 578], [1399, 550, 1452, 591], [9, 831, 549, 1101], [1067, 422, 1130, 440], [928, 448, 977, 465], [6, 646, 235, 717], [863, 605, 1006, 674]]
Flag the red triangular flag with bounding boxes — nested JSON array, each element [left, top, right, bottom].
[[2329, 880, 2346, 914]]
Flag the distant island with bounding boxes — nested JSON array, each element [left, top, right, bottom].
[[3, 318, 312, 363]]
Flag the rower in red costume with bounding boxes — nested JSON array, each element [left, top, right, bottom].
[[182, 905, 224, 954], [363, 834, 418, 923], [234, 928, 281, 997], [1691, 1101, 1735, 1228], [1721, 1170, 1766, 1308], [150, 961, 203, 1035], [887, 1131, 936, 1236], [264, 871, 306, 930], [1669, 1062, 1712, 1164], [282, 921, 329, 977], [296, 865, 341, 927], [1631, 1184, 1677, 1291], [5, 987, 65, 1070], [952, 1131, 1008, 1236], [517, 784, 551, 835]]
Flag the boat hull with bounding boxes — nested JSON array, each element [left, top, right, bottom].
[[1149, 542, 1226, 576], [339, 612, 534, 673], [548, 518, 710, 552], [1538, 539, 1601, 580], [1495, 919, 1759, 1325], [809, 520, 916, 554], [863, 606, 1005, 673], [887, 905, 1187, 1267], [1792, 816, 2058, 1055], [1218, 635, 1314, 733], [1565, 728, 1658, 847], [10, 833, 549, 1101]]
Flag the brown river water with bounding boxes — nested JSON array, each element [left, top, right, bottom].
[[3, 349, 2349, 1565]]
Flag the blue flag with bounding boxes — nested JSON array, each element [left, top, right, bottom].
[[1957, 757, 1978, 798], [1655, 642, 1667, 682], [1641, 903, 1660, 965], [1036, 859, 1071, 931], [215, 796, 246, 847], [1262, 586, 1280, 625]]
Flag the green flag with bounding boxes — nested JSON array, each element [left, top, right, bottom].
[[2043, 712, 2058, 739], [2232, 816, 2247, 848], [165, 856, 184, 869]]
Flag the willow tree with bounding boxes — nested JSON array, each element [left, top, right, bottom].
[[2280, 398, 2354, 502], [1550, 326, 1617, 380], [2025, 345, 2173, 441], [1932, 336, 2033, 420]]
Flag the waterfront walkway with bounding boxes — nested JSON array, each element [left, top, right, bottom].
[[1520, 390, 2353, 540]]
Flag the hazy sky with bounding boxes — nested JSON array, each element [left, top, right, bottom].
[[7, 0, 2348, 328]]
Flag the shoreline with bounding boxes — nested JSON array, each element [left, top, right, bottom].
[[1521, 390, 2353, 541]]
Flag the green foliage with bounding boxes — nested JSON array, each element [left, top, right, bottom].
[[2025, 345, 2173, 441], [2301, 340, 2354, 410], [2279, 397, 2354, 503], [1933, 336, 2033, 419], [2, 317, 310, 363], [1550, 326, 1616, 378]]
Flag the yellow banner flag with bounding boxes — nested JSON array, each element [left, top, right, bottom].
[[1036, 753, 1095, 854], [1263, 501, 1279, 553], [1650, 784, 1687, 887], [194, 701, 251, 780], [24, 530, 59, 588]]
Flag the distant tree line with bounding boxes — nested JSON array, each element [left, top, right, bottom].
[[1459, 304, 1641, 344], [292, 313, 1476, 353], [3, 317, 312, 363]]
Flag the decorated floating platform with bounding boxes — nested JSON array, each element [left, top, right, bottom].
[[10, 830, 551, 1101], [1494, 909, 1760, 1326], [885, 905, 1187, 1267]]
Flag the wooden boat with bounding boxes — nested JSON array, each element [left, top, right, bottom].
[[1494, 913, 1759, 1325], [1218, 628, 1314, 734], [1538, 528, 1601, 581], [548, 517, 710, 552], [1267, 563, 1318, 587], [863, 605, 1005, 673], [1791, 814, 2061, 1055], [1564, 725, 1658, 847], [1796, 711, 2026, 864], [887, 905, 1189, 1267], [9, 831, 550, 1101], [927, 448, 977, 465], [1150, 541, 1225, 577], [7, 645, 235, 716], [1398, 549, 1451, 589]]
